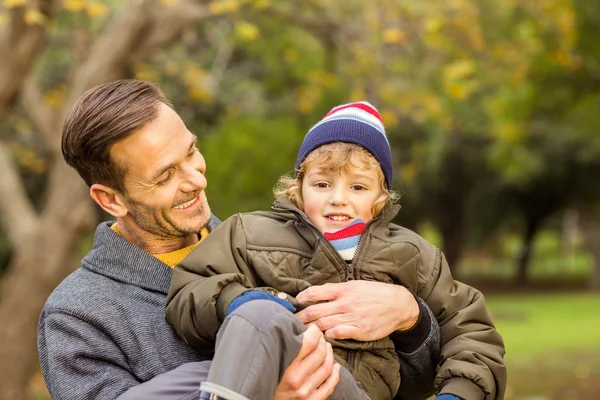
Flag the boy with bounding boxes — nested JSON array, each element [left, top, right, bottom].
[[166, 102, 506, 400]]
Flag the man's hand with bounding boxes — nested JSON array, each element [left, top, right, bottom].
[[274, 324, 341, 400], [295, 281, 419, 341]]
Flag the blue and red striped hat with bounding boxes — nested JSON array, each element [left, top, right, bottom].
[[295, 101, 392, 188]]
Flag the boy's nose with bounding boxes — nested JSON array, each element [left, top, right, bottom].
[[329, 188, 348, 205]]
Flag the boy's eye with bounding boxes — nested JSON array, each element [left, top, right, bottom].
[[315, 182, 329, 188], [351, 185, 367, 191]]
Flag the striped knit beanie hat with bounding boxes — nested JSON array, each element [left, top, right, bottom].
[[296, 101, 392, 188]]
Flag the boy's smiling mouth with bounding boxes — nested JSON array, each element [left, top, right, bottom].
[[324, 214, 352, 221]]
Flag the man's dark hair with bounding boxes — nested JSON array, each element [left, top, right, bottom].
[[62, 79, 172, 193]]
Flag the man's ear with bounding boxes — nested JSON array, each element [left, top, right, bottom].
[[90, 184, 128, 218]]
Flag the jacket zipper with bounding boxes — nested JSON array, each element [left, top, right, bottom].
[[272, 204, 374, 282], [272, 203, 378, 374]]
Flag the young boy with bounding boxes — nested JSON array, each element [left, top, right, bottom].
[[166, 102, 506, 400]]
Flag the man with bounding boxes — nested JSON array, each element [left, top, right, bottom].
[[38, 80, 441, 399]]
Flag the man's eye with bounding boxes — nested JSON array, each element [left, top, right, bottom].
[[188, 147, 199, 157], [157, 171, 173, 185]]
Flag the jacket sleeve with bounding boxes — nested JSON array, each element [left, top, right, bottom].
[[417, 247, 506, 400], [38, 311, 140, 400], [166, 214, 260, 354], [390, 296, 440, 400]]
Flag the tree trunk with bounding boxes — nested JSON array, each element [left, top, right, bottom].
[[439, 221, 465, 277], [579, 207, 600, 291], [516, 215, 540, 286], [0, 163, 94, 400]]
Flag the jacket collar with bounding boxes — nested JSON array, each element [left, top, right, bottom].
[[81, 215, 221, 294]]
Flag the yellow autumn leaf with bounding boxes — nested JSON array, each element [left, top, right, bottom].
[[134, 65, 159, 83], [43, 85, 67, 109], [24, 8, 47, 25], [0, 12, 8, 26], [235, 20, 259, 42], [62, 0, 85, 12], [209, 0, 240, 15], [189, 87, 213, 102], [495, 121, 521, 142], [283, 49, 298, 64], [252, 0, 269, 9], [444, 59, 476, 81], [379, 109, 398, 128], [400, 164, 416, 184], [349, 88, 366, 103], [445, 82, 468, 100], [86, 1, 108, 17], [4, 0, 26, 8], [383, 29, 406, 44]]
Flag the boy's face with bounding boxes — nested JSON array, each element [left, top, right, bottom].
[[301, 163, 381, 234]]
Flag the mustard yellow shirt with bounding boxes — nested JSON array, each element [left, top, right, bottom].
[[111, 223, 209, 268]]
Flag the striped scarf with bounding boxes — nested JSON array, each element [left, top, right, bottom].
[[323, 219, 366, 261]]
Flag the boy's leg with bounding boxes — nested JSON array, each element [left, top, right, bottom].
[[117, 361, 212, 400], [201, 300, 370, 400]]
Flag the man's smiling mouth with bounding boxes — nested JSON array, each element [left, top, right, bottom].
[[173, 196, 198, 209]]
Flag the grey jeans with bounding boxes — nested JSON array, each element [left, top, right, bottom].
[[202, 299, 371, 400], [119, 300, 370, 400]]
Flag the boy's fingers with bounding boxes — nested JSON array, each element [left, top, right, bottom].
[[295, 324, 322, 360], [298, 342, 335, 395], [309, 362, 341, 400]]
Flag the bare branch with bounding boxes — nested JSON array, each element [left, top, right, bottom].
[[0, 1, 54, 119], [66, 0, 213, 106], [129, 0, 215, 63], [0, 142, 40, 246], [19, 78, 59, 152]]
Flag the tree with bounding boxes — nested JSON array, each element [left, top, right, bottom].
[[0, 1, 241, 398]]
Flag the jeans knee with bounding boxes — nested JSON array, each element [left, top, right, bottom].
[[227, 299, 295, 330]]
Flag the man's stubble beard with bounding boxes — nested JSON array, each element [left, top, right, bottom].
[[126, 193, 211, 238]]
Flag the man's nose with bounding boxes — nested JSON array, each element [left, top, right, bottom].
[[180, 164, 207, 192]]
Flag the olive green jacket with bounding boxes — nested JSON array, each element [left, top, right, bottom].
[[166, 197, 506, 400]]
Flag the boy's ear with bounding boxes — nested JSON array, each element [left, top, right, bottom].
[[89, 184, 128, 218]]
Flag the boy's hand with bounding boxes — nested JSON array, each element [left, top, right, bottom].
[[274, 324, 340, 400], [295, 281, 419, 341]]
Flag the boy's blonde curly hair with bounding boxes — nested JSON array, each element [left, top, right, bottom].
[[274, 143, 399, 217]]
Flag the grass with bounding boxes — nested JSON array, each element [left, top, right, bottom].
[[488, 293, 600, 356], [28, 292, 600, 400], [486, 293, 600, 400]]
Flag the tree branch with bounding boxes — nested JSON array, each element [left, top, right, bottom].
[[0, 142, 40, 246], [0, 1, 54, 119], [19, 78, 59, 152]]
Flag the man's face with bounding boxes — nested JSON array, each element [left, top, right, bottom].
[[110, 103, 211, 243], [301, 163, 381, 234]]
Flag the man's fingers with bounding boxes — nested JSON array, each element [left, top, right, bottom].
[[295, 300, 343, 324], [325, 325, 361, 340], [296, 283, 339, 303]]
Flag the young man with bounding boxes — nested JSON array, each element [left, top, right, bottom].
[[166, 102, 506, 400], [38, 80, 442, 400]]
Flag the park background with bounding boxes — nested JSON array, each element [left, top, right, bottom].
[[0, 0, 599, 399]]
